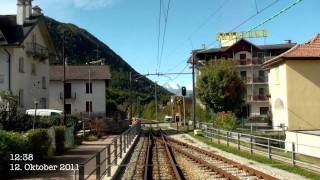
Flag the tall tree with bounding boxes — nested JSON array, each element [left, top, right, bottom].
[[197, 60, 246, 113]]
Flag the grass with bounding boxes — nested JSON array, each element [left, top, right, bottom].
[[189, 132, 320, 180]]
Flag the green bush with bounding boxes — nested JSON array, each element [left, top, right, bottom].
[[85, 134, 98, 141], [213, 111, 237, 130], [25, 129, 52, 160], [0, 130, 27, 177], [54, 126, 65, 155], [38, 116, 61, 128]]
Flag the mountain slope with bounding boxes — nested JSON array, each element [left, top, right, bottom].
[[45, 17, 171, 110]]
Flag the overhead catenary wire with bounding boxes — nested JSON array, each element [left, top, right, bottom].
[[156, 0, 162, 73], [203, 0, 302, 52], [162, 0, 231, 65], [157, 0, 172, 73]]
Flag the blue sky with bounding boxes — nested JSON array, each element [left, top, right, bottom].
[[1, 0, 319, 88]]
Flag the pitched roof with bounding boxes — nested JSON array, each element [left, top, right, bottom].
[[0, 15, 41, 45], [263, 34, 320, 69], [195, 39, 296, 55], [50, 65, 111, 81]]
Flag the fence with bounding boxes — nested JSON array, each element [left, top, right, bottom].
[[75, 123, 141, 180], [196, 122, 320, 171]]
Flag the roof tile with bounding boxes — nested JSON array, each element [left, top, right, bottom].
[[50, 65, 111, 81]]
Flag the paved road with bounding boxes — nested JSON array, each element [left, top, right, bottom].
[[16, 135, 118, 180]]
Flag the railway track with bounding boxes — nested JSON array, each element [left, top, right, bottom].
[[165, 135, 278, 180], [121, 128, 278, 180]]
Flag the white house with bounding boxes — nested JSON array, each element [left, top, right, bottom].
[[49, 65, 111, 116], [0, 0, 56, 110]]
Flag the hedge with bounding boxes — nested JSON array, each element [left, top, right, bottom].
[[54, 126, 65, 155]]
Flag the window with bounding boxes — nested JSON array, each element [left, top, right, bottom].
[[19, 57, 24, 73], [42, 76, 46, 89], [65, 104, 71, 114], [240, 71, 247, 81], [259, 88, 265, 96], [259, 71, 265, 81], [31, 63, 36, 75], [86, 101, 92, 112], [86, 83, 92, 94], [64, 83, 72, 99], [260, 107, 269, 115], [0, 74, 4, 84], [41, 98, 47, 108], [240, 53, 246, 60], [18, 89, 24, 107], [257, 52, 265, 63]]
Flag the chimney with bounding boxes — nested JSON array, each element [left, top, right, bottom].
[[32, 5, 43, 17], [16, 0, 25, 26], [25, 0, 32, 19]]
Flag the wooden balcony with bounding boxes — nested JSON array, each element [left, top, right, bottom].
[[26, 42, 49, 60], [234, 59, 260, 66], [247, 95, 269, 102]]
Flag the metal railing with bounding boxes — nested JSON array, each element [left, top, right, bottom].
[[196, 122, 320, 171], [60, 92, 77, 100], [75, 123, 141, 180]]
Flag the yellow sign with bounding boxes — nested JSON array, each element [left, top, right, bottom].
[[216, 30, 268, 41]]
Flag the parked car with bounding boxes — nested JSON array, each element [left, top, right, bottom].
[[26, 109, 63, 117], [164, 115, 173, 122]]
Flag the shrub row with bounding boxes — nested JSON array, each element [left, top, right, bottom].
[[0, 126, 67, 177], [0, 113, 79, 132]]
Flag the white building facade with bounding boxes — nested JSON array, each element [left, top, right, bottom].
[[0, 0, 56, 110], [49, 66, 111, 116]]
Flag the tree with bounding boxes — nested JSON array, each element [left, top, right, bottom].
[[197, 60, 246, 113]]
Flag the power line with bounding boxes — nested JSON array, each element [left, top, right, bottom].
[[156, 0, 162, 73], [169, 64, 190, 82], [204, 0, 290, 50], [254, 0, 259, 13], [163, 0, 231, 61], [158, 0, 172, 72]]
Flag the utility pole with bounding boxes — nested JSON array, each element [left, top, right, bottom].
[[192, 52, 196, 129], [63, 31, 66, 125], [155, 82, 158, 121], [183, 96, 186, 126]]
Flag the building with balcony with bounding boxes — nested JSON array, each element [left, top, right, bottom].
[[49, 65, 111, 116], [0, 1, 56, 110], [190, 38, 295, 119]]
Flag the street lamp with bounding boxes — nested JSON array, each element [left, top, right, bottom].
[[33, 99, 39, 129]]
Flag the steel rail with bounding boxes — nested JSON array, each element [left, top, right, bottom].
[[166, 136, 278, 180], [160, 132, 183, 180], [143, 131, 152, 180], [169, 143, 239, 180]]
